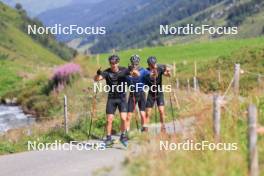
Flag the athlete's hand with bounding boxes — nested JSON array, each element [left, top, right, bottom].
[[150, 69, 158, 78], [96, 67, 102, 75], [164, 66, 171, 77], [130, 69, 140, 77], [128, 65, 134, 72]]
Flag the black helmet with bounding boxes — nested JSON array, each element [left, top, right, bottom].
[[108, 55, 120, 63], [147, 56, 157, 65], [130, 55, 140, 65]]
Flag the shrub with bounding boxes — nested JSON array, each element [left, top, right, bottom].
[[51, 63, 81, 92], [2, 73, 62, 119]]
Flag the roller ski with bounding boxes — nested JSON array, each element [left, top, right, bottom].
[[104, 136, 115, 148], [119, 133, 129, 148]]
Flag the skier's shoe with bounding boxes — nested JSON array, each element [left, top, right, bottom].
[[160, 124, 167, 134], [104, 136, 114, 147], [120, 133, 128, 148], [141, 127, 148, 132]]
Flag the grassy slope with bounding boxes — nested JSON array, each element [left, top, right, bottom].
[[162, 0, 264, 45], [126, 95, 264, 176], [0, 2, 64, 96], [95, 37, 264, 68], [229, 10, 264, 39]]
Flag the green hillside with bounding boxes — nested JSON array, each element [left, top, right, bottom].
[[163, 0, 264, 45], [0, 2, 67, 96], [83, 37, 264, 95], [76, 0, 263, 53], [95, 37, 264, 67]]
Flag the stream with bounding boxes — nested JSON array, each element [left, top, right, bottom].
[[0, 105, 35, 133]]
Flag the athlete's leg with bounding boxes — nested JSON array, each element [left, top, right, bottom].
[[106, 114, 114, 136], [120, 112, 127, 133], [106, 98, 117, 136], [157, 93, 166, 132], [145, 94, 154, 126], [158, 105, 165, 124], [126, 112, 133, 131], [105, 114, 115, 146], [119, 102, 128, 146], [145, 108, 152, 124], [118, 96, 128, 133], [126, 96, 134, 131], [138, 92, 147, 127], [140, 111, 146, 126]]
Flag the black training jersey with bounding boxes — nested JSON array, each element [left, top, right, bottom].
[[101, 66, 129, 97], [144, 64, 166, 94]]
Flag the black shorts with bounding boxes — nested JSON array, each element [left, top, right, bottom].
[[106, 95, 127, 114], [146, 92, 165, 108], [127, 92, 146, 112]]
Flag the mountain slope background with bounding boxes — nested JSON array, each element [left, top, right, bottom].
[[0, 1, 75, 96], [33, 0, 264, 54], [1, 0, 104, 16]]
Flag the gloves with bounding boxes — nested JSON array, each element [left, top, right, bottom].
[[150, 69, 158, 78], [128, 65, 134, 72], [96, 68, 102, 75], [131, 69, 140, 77]]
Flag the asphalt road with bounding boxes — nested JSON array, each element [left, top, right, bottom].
[[0, 117, 196, 176], [0, 140, 126, 176]]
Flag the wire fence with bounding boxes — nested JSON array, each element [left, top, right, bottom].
[[59, 61, 264, 175]]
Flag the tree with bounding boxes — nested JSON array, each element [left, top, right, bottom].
[[15, 3, 23, 11]]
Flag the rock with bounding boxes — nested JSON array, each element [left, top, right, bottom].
[[12, 97, 17, 104], [5, 98, 12, 104]]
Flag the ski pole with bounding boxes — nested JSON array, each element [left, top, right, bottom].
[[88, 81, 98, 139], [133, 93, 140, 130], [153, 71, 158, 134], [101, 113, 107, 140], [169, 77, 176, 133]]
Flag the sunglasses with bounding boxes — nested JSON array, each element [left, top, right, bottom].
[[110, 61, 118, 65]]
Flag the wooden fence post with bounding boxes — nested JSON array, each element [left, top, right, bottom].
[[213, 95, 221, 142], [257, 74, 262, 87], [193, 77, 197, 92], [233, 64, 240, 95], [218, 70, 221, 84], [173, 62, 176, 77], [194, 61, 197, 77], [193, 61, 198, 92], [197, 79, 200, 92], [96, 54, 100, 67], [64, 95, 69, 134], [176, 79, 179, 89], [248, 104, 258, 176], [187, 79, 190, 92]]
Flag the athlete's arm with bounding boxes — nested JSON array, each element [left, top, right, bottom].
[[94, 68, 106, 81], [160, 64, 171, 77], [142, 68, 150, 77], [163, 66, 171, 77], [130, 69, 140, 77], [150, 69, 158, 78], [94, 75, 104, 81]]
